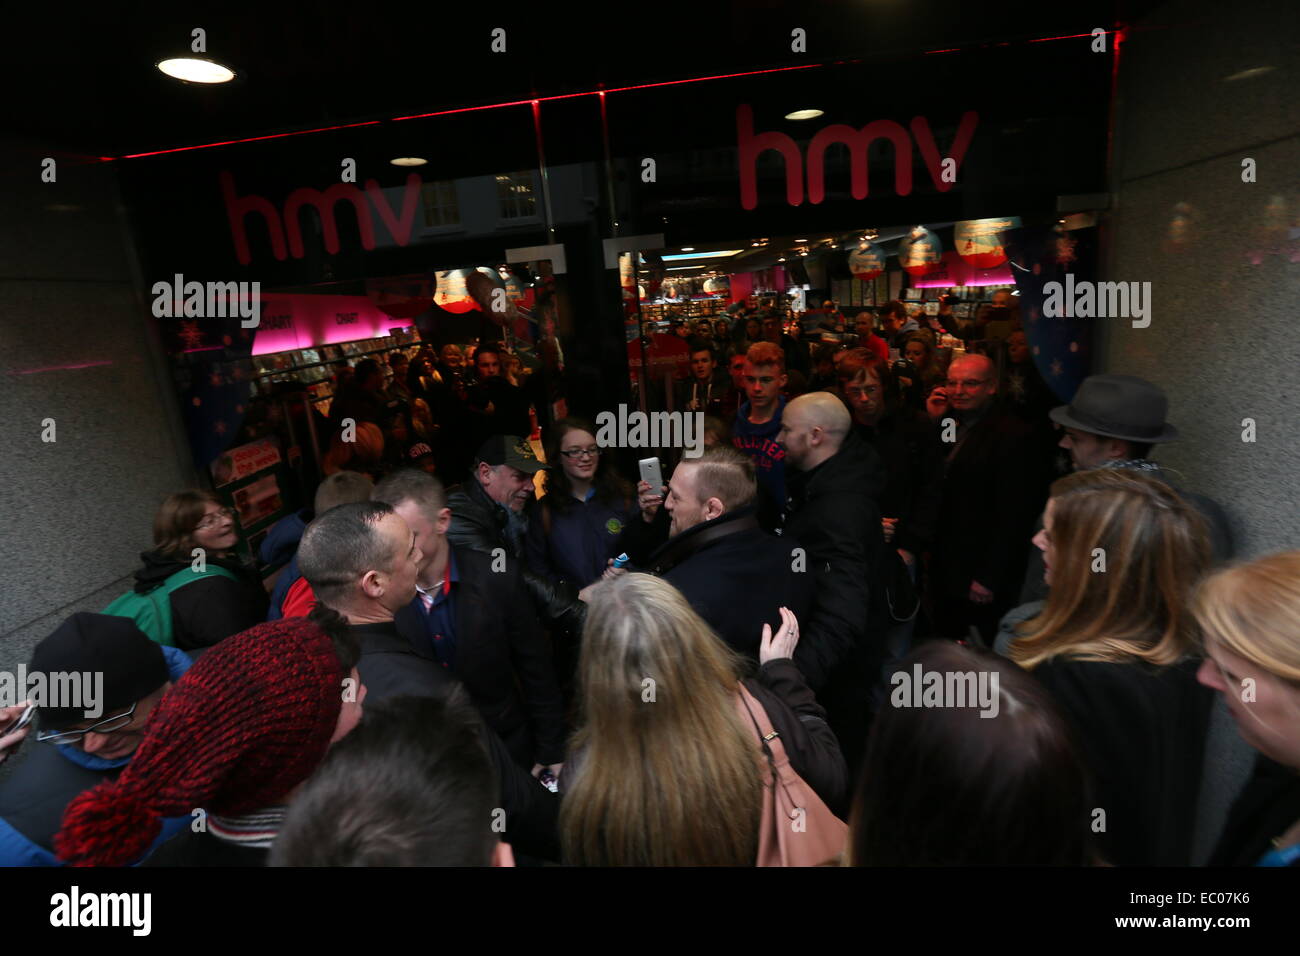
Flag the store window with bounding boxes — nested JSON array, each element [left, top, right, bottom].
[[421, 180, 461, 229], [496, 171, 538, 220]]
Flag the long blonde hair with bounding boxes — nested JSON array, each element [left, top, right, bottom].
[[560, 574, 763, 866], [1010, 468, 1209, 670], [1194, 551, 1300, 688]]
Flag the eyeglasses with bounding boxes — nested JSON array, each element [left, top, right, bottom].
[[37, 702, 138, 745], [559, 447, 601, 460], [195, 507, 235, 530]]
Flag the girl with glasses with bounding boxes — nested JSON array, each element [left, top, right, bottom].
[[122, 490, 269, 652]]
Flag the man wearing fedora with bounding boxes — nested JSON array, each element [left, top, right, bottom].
[[1017, 373, 1234, 602]]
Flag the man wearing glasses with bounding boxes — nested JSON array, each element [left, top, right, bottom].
[[0, 613, 191, 866], [928, 354, 1047, 646]]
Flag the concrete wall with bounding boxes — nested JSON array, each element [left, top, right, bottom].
[[1104, 0, 1299, 555], [1104, 0, 1299, 864], [0, 140, 193, 708]]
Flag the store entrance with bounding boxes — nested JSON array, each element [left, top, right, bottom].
[[620, 223, 1027, 469]]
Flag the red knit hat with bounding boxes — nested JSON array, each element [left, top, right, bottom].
[[54, 618, 347, 866]]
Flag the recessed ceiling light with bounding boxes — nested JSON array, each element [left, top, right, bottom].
[[391, 157, 428, 166], [157, 57, 236, 84], [1224, 66, 1274, 82], [800, 250, 809, 256], [778, 256, 786, 262], [784, 109, 824, 121], [752, 241, 761, 247], [681, 247, 695, 251], [795, 238, 808, 242]]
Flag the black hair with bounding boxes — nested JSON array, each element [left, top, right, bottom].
[[541, 417, 633, 515], [686, 336, 715, 358], [305, 604, 362, 674], [297, 501, 398, 609], [269, 692, 499, 867], [846, 641, 1096, 866]]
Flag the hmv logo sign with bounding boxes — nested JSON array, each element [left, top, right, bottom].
[[221, 171, 423, 266], [736, 104, 979, 210]]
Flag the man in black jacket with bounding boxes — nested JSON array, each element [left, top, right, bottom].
[[373, 469, 565, 777], [929, 354, 1048, 643], [778, 392, 888, 775], [296, 500, 561, 861], [778, 393, 887, 688], [642, 445, 812, 659], [446, 435, 587, 635]]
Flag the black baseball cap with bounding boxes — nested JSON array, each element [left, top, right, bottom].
[[475, 435, 547, 475]]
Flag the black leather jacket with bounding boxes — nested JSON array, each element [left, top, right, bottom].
[[446, 480, 588, 634]]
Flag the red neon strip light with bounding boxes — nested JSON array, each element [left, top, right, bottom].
[[391, 63, 819, 122], [110, 120, 383, 160], [10, 360, 115, 375], [1027, 31, 1110, 43]]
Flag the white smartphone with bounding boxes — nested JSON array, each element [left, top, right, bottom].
[[638, 457, 665, 494]]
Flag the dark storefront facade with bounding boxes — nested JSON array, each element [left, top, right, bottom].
[[113, 36, 1113, 555]]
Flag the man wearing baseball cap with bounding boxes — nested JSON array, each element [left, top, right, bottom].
[[0, 613, 191, 866], [447, 435, 587, 635], [1017, 373, 1233, 602]]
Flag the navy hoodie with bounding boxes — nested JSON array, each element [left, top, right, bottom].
[[733, 395, 788, 518]]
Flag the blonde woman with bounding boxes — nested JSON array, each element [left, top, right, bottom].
[[1195, 552, 1300, 866], [559, 574, 847, 866], [1008, 468, 1212, 865]]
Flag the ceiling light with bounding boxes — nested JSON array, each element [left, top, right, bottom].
[[659, 249, 745, 261], [752, 241, 761, 247], [778, 257, 786, 262], [795, 238, 808, 242], [1224, 66, 1274, 82], [800, 250, 809, 256], [681, 247, 695, 252], [390, 157, 428, 166], [784, 109, 824, 121], [156, 57, 236, 84]]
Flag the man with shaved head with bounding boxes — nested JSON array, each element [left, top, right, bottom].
[[779, 392, 888, 773], [929, 353, 1047, 644]]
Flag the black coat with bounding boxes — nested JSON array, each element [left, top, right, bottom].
[[446, 479, 587, 634], [1033, 655, 1213, 866], [931, 403, 1048, 603], [742, 659, 851, 818], [132, 550, 268, 652], [1210, 755, 1300, 866], [851, 405, 945, 557], [396, 546, 566, 765], [782, 433, 887, 693], [347, 619, 561, 861], [646, 506, 813, 661]]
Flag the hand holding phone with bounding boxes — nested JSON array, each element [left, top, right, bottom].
[[0, 702, 35, 763]]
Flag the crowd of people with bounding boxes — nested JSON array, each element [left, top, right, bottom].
[[1, 293, 1296, 869]]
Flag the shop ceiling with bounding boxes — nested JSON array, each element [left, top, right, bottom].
[[8, 0, 1161, 160]]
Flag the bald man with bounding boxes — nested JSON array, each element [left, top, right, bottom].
[[929, 352, 1048, 644], [779, 392, 887, 769]]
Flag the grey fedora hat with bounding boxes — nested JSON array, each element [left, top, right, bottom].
[[1049, 374, 1179, 444]]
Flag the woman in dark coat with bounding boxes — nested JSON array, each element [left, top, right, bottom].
[[1007, 469, 1214, 866]]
